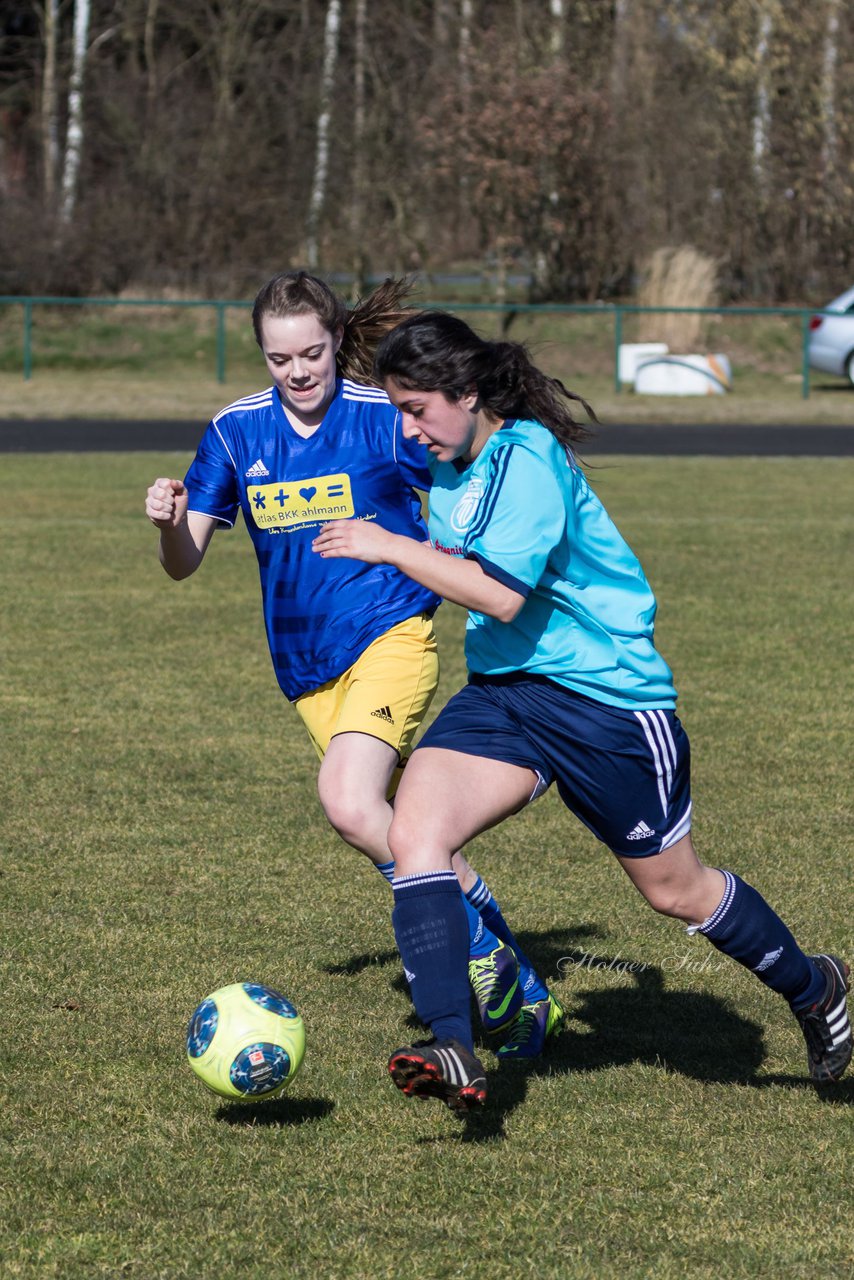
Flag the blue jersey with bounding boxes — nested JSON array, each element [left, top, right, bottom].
[[427, 418, 676, 710], [184, 377, 439, 700]]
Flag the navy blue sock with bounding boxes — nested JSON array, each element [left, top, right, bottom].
[[392, 870, 473, 1049], [466, 876, 549, 1003], [379, 860, 499, 958], [694, 871, 824, 1010]]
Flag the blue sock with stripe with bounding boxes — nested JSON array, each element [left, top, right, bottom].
[[392, 870, 473, 1049], [377, 861, 503, 961], [466, 876, 549, 1003], [692, 871, 824, 1011]]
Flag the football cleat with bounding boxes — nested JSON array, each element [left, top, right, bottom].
[[469, 940, 523, 1032], [794, 954, 851, 1083], [388, 1038, 487, 1113], [496, 992, 566, 1060]]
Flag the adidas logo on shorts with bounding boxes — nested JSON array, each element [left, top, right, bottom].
[[627, 820, 656, 840], [371, 705, 395, 724]]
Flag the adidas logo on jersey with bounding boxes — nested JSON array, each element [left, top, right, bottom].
[[626, 820, 656, 840], [371, 705, 395, 724], [245, 458, 270, 477]]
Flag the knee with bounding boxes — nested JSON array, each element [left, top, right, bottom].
[[387, 812, 450, 876], [643, 883, 694, 921], [317, 778, 373, 846], [639, 866, 722, 924]]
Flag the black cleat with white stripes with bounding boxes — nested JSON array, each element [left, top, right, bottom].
[[795, 954, 852, 1083], [388, 1037, 487, 1113]]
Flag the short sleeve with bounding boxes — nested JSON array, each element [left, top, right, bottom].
[[184, 420, 240, 528], [464, 442, 565, 596]]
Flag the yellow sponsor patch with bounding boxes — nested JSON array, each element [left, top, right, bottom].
[[246, 472, 354, 529]]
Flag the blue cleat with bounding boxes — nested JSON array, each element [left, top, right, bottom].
[[469, 939, 523, 1033], [496, 992, 566, 1060]]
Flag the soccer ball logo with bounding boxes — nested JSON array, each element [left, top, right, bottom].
[[186, 982, 305, 1100]]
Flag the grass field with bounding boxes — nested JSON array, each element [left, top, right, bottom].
[[1, 299, 853, 426], [1, 454, 852, 1279]]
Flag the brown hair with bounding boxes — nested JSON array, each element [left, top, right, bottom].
[[252, 271, 415, 386]]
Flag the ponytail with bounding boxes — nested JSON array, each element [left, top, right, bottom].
[[337, 278, 416, 384], [374, 311, 596, 449]]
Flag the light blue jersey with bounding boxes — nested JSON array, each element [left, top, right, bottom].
[[427, 418, 676, 710]]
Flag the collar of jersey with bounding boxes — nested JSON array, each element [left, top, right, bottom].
[[450, 418, 517, 472]]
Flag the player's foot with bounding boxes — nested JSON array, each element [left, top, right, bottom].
[[496, 992, 566, 1060], [794, 954, 851, 1083], [388, 1038, 487, 1113], [469, 940, 523, 1033]]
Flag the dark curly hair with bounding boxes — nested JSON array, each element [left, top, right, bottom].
[[373, 310, 596, 449]]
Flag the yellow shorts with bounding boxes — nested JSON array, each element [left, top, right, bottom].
[[295, 613, 439, 775]]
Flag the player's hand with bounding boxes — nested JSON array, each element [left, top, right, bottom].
[[145, 477, 189, 530], [312, 519, 398, 564]]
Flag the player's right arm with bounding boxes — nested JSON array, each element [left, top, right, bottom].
[[145, 477, 217, 580]]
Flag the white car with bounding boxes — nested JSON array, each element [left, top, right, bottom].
[[808, 284, 854, 386]]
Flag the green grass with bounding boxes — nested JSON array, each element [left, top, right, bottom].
[[1, 456, 853, 1278], [1, 300, 852, 425]]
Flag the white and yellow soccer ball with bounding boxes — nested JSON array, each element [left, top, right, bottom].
[[186, 982, 305, 1100]]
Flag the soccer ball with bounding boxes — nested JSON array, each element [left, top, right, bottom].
[[186, 982, 305, 1100]]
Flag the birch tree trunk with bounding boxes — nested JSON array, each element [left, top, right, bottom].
[[144, 0, 160, 110], [752, 4, 773, 194], [305, 0, 341, 271], [41, 0, 60, 204], [60, 0, 92, 225], [350, 0, 368, 293], [820, 0, 840, 172], [549, 0, 564, 59]]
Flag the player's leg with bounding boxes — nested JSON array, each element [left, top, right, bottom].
[[304, 617, 535, 1031], [557, 699, 853, 1085], [387, 745, 537, 1109], [618, 834, 851, 1082], [408, 676, 563, 1061], [316, 730, 399, 861]]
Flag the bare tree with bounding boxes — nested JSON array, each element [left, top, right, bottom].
[[820, 0, 841, 172], [305, 0, 341, 270], [39, 0, 60, 204], [549, 0, 564, 58], [349, 0, 368, 292], [59, 0, 90, 224], [752, 1, 774, 194]]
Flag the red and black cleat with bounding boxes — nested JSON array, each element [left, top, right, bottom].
[[388, 1038, 487, 1113]]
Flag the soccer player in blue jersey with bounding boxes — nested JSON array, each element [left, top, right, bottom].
[[145, 272, 561, 1049], [312, 309, 852, 1112]]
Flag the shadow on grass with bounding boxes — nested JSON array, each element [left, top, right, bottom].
[[216, 1096, 335, 1127], [454, 946, 853, 1142], [325, 929, 851, 1143]]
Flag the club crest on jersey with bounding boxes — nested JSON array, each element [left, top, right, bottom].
[[451, 478, 484, 533]]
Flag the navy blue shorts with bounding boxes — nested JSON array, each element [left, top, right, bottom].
[[416, 673, 692, 857]]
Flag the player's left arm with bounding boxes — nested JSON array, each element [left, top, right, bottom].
[[311, 520, 525, 621]]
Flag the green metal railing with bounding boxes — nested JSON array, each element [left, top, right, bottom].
[[0, 295, 834, 398]]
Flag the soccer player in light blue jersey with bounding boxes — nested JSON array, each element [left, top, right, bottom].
[[312, 309, 851, 1112], [145, 273, 558, 1044]]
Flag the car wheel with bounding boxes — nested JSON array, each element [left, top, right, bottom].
[[846, 350, 854, 388]]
